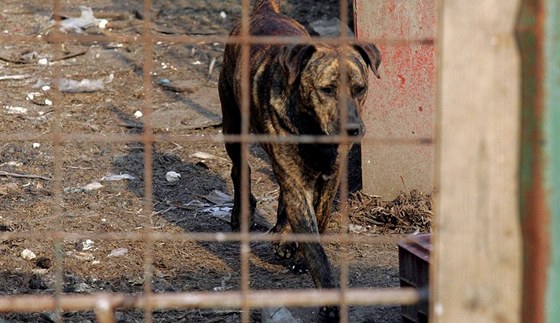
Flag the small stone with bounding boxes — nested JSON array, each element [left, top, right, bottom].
[[21, 248, 37, 260]]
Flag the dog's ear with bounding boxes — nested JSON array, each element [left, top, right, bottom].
[[353, 43, 382, 79], [279, 44, 316, 85]]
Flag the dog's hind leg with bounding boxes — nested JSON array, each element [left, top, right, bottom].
[[219, 81, 256, 231]]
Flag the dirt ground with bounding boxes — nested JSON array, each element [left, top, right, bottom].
[[0, 1, 431, 322]]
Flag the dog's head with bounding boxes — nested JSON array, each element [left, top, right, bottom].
[[279, 42, 381, 137]]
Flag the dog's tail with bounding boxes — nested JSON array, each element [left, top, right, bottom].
[[252, 0, 281, 14]]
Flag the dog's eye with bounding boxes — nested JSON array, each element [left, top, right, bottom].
[[320, 86, 336, 95], [353, 85, 367, 96]]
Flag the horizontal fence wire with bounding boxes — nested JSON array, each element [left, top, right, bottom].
[[0, 0, 428, 321]]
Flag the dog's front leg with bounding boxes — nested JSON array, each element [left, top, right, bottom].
[[278, 179, 340, 321], [314, 171, 341, 234]]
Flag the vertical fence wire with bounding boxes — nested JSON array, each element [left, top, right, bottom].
[[141, 0, 155, 322]]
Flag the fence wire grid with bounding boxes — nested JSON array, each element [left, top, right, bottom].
[[0, 0, 430, 322]]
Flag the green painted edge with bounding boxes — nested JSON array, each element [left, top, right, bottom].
[[545, 0, 560, 321]]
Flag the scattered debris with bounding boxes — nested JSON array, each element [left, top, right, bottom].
[[261, 306, 299, 323], [107, 248, 128, 257], [58, 6, 103, 33], [56, 74, 114, 93], [190, 151, 220, 160], [134, 110, 143, 118], [0, 171, 52, 181], [66, 251, 95, 261], [64, 182, 103, 193], [157, 78, 200, 93], [165, 171, 181, 182], [32, 143, 41, 149], [202, 206, 232, 223], [0, 74, 31, 81], [81, 239, 95, 251], [201, 190, 233, 205], [100, 173, 136, 181], [21, 249, 37, 261], [346, 190, 433, 234], [3, 106, 28, 115]]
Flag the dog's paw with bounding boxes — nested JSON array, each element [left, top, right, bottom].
[[290, 261, 308, 275], [273, 241, 297, 259], [319, 306, 340, 323]]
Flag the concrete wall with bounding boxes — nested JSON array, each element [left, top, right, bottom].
[[354, 0, 436, 199]]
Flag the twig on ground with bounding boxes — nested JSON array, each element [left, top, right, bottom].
[[0, 171, 52, 181]]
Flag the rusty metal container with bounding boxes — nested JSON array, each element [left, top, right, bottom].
[[398, 234, 431, 323]]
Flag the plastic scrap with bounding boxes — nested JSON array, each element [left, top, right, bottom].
[[57, 74, 113, 93], [59, 6, 101, 33], [100, 173, 136, 181]]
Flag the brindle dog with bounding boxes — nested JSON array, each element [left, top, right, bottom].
[[218, 0, 380, 321]]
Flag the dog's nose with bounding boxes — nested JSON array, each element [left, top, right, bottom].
[[346, 123, 363, 137]]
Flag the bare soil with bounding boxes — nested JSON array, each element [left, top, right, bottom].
[[0, 1, 430, 322]]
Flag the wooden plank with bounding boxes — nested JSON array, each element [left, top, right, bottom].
[[432, 0, 522, 322], [543, 1, 560, 321]]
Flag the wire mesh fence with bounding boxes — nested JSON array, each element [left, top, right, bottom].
[[0, 0, 431, 322]]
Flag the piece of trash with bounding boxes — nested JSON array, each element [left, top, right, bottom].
[[157, 79, 199, 93], [0, 74, 30, 81], [165, 171, 181, 182], [56, 74, 113, 93], [81, 239, 94, 251], [32, 143, 41, 148], [219, 11, 227, 19], [202, 206, 232, 223], [192, 60, 202, 65], [100, 173, 136, 181], [44, 99, 53, 106], [261, 306, 298, 323], [59, 6, 98, 33], [3, 106, 28, 115], [134, 110, 143, 118], [107, 247, 128, 257], [98, 19, 109, 29], [190, 151, 219, 160], [37, 58, 49, 65], [21, 249, 37, 261], [202, 190, 233, 205], [64, 182, 103, 193], [41, 85, 51, 91], [66, 251, 95, 261], [349, 223, 367, 234]]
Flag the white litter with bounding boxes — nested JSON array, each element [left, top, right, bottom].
[[107, 247, 128, 257], [21, 249, 37, 261], [82, 239, 95, 251], [57, 74, 114, 93], [3, 106, 28, 115], [100, 173, 136, 181], [165, 171, 181, 182], [189, 151, 219, 160], [32, 143, 41, 148], [59, 6, 98, 33], [64, 182, 103, 193], [134, 110, 143, 118]]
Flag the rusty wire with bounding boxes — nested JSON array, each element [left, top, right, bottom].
[[0, 0, 426, 322]]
